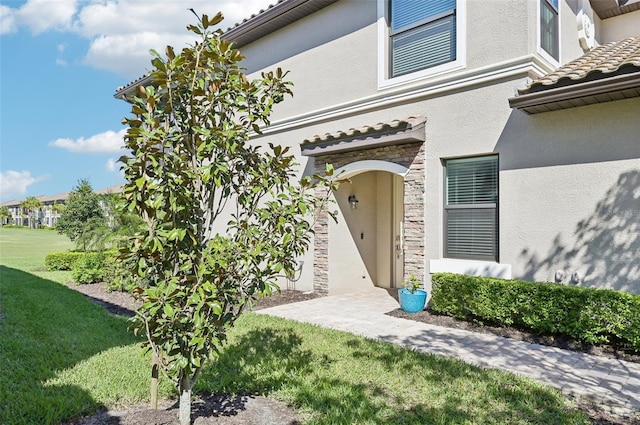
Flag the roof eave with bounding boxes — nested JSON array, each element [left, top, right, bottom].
[[508, 72, 640, 114], [590, 0, 640, 19], [114, 0, 339, 101], [114, 74, 154, 101], [224, 0, 338, 48]]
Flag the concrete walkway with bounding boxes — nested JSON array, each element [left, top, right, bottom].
[[256, 288, 640, 416]]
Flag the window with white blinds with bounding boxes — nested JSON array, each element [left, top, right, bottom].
[[390, 0, 457, 78], [445, 155, 498, 261], [540, 0, 559, 60]]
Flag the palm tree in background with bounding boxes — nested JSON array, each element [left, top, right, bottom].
[[20, 196, 43, 229], [0, 206, 11, 226]]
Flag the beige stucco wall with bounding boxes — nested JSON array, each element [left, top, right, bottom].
[[599, 10, 640, 42], [241, 0, 557, 124], [498, 97, 640, 293], [465, 0, 533, 69], [240, 0, 378, 121], [558, 0, 588, 62]]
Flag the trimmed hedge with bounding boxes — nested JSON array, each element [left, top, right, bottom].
[[431, 273, 640, 351], [44, 251, 85, 271], [71, 252, 107, 284]]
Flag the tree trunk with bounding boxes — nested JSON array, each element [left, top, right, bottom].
[[151, 354, 159, 409], [178, 374, 191, 425]]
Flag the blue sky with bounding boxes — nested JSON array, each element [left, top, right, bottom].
[[0, 0, 273, 202]]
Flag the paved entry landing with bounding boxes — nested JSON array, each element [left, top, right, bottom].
[[256, 289, 640, 415]]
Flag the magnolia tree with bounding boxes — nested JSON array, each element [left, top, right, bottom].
[[119, 12, 336, 425]]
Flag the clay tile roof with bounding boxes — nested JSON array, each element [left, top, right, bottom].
[[302, 116, 425, 147], [300, 116, 426, 156], [519, 36, 640, 95], [115, 74, 152, 98]]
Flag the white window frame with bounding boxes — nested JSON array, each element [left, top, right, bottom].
[[377, 0, 466, 90], [538, 0, 560, 66]]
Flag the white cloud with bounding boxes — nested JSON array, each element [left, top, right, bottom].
[[105, 158, 125, 178], [50, 129, 126, 154], [17, 0, 77, 34], [84, 32, 195, 77], [105, 158, 117, 172], [0, 170, 47, 199], [55, 43, 69, 66], [0, 5, 17, 35], [3, 0, 275, 77]]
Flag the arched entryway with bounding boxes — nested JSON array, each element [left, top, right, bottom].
[[332, 162, 407, 290], [301, 116, 426, 295]]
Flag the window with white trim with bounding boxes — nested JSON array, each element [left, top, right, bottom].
[[389, 0, 457, 78], [445, 155, 498, 261], [540, 0, 559, 61]]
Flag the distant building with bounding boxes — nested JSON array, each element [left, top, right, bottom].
[[0, 184, 123, 227]]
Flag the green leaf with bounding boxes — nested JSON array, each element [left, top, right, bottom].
[[135, 177, 146, 189], [163, 304, 175, 318], [186, 24, 202, 35]]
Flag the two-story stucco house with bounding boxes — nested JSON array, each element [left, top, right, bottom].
[[116, 0, 640, 295]]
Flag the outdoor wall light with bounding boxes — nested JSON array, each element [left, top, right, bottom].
[[348, 195, 359, 209], [571, 272, 581, 284]]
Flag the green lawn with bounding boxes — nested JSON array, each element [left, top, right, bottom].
[[0, 228, 591, 424], [0, 228, 74, 262]]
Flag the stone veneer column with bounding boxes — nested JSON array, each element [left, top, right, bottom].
[[402, 143, 426, 282], [313, 185, 330, 295], [312, 142, 426, 294]]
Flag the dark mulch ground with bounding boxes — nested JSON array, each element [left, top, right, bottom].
[[68, 393, 301, 425], [66, 282, 639, 425], [66, 282, 319, 318]]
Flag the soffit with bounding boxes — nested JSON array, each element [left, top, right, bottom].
[[509, 37, 640, 113], [300, 116, 426, 157], [590, 0, 640, 18]]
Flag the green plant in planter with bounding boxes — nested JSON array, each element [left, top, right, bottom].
[[399, 274, 427, 313], [404, 274, 422, 293]]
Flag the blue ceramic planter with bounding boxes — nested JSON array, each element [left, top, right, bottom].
[[398, 288, 427, 313]]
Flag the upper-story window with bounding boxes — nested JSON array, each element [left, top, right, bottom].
[[540, 0, 559, 61], [390, 0, 457, 78]]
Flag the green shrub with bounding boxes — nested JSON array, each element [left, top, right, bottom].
[[45, 251, 85, 271], [431, 273, 640, 351], [103, 253, 146, 293], [71, 253, 105, 284]]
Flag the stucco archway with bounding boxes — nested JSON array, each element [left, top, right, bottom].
[[335, 160, 409, 180]]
